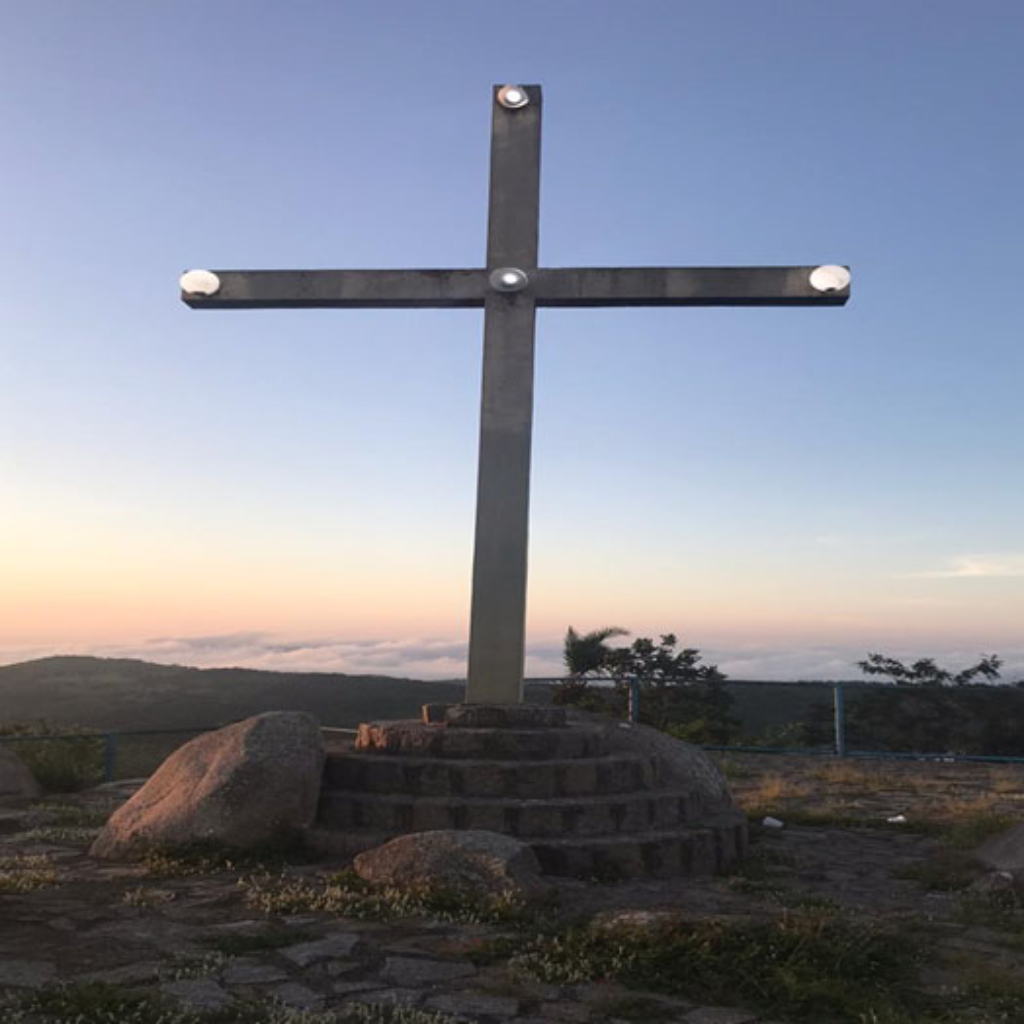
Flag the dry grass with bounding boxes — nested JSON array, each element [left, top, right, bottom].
[[0, 853, 59, 893], [722, 753, 1024, 834]]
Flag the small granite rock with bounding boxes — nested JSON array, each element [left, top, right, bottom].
[[90, 712, 324, 858], [77, 961, 163, 985], [969, 870, 1017, 897], [379, 956, 477, 986], [354, 829, 549, 899], [0, 959, 56, 988], [279, 932, 359, 966], [222, 959, 290, 985], [332, 980, 384, 996], [269, 981, 325, 1009], [160, 978, 233, 1012], [975, 823, 1024, 876], [345, 986, 422, 1006]]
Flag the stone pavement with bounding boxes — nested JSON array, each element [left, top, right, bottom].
[[4, 763, 1024, 1022], [0, 783, 780, 1022]]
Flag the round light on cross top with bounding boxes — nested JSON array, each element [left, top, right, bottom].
[[808, 265, 851, 293], [489, 267, 530, 293], [179, 269, 221, 296], [497, 85, 529, 109]]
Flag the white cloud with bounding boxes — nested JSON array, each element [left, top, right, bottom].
[[2, 633, 1023, 684], [901, 554, 1024, 579]]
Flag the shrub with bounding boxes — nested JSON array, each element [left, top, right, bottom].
[[0, 721, 104, 792]]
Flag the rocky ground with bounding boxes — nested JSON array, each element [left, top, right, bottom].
[[3, 755, 1024, 1022]]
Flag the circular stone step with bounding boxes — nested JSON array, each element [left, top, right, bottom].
[[355, 721, 611, 760], [304, 813, 748, 880], [529, 813, 749, 879], [322, 751, 660, 799], [318, 786, 708, 837]]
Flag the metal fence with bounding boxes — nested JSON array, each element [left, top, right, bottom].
[[529, 676, 1024, 765], [5, 678, 1024, 784]]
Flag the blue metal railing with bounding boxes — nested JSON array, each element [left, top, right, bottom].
[[6, 678, 1024, 779]]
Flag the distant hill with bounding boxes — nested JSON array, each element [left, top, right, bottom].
[[0, 655, 861, 741], [0, 655, 462, 732]]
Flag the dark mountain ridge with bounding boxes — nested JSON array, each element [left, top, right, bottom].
[[0, 655, 461, 732]]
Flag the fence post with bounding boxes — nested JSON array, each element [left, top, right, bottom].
[[628, 678, 641, 723], [833, 684, 846, 757], [103, 733, 119, 782]]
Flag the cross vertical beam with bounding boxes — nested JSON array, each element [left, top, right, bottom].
[[466, 86, 542, 705]]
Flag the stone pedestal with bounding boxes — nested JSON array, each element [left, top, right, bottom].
[[312, 704, 747, 880]]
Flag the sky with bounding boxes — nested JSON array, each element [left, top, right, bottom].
[[2, 1, 1023, 682]]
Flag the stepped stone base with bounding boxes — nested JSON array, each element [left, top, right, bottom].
[[316, 704, 747, 879]]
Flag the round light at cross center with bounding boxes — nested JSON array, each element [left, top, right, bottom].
[[497, 85, 529, 109], [809, 265, 851, 293], [179, 269, 221, 296], [489, 267, 529, 292]]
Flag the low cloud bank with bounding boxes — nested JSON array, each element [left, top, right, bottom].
[[2, 633, 1023, 683]]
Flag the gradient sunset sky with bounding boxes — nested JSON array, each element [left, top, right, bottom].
[[2, 1, 1022, 680]]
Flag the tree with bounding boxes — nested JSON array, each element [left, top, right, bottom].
[[562, 625, 629, 678], [857, 653, 1002, 687], [604, 634, 736, 741]]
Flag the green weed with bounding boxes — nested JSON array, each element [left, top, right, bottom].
[[142, 840, 293, 878], [239, 867, 537, 926], [895, 850, 980, 892], [492, 908, 927, 1023]]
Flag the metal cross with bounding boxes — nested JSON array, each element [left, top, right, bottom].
[[180, 84, 850, 706]]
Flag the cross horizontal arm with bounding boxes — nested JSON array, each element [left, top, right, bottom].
[[181, 270, 489, 309], [531, 267, 849, 307]]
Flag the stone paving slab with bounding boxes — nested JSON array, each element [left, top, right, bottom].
[[8, 762, 1024, 1023]]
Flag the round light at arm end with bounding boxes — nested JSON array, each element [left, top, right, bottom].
[[809, 265, 851, 293], [180, 269, 221, 296]]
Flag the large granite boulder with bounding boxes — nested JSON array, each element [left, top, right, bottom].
[[91, 712, 324, 858], [0, 746, 42, 801], [975, 822, 1024, 877], [353, 829, 550, 899], [567, 709, 737, 812]]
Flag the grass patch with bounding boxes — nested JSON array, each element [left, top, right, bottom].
[[17, 824, 101, 844], [239, 867, 539, 926], [122, 885, 177, 907], [714, 756, 756, 781], [142, 840, 296, 878], [941, 954, 1024, 1020], [938, 813, 1017, 849], [0, 852, 59, 893], [481, 908, 930, 1023], [1, 982, 346, 1023], [159, 951, 234, 981], [29, 799, 113, 828], [1, 982, 183, 1024], [953, 891, 1024, 949], [895, 849, 981, 892]]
